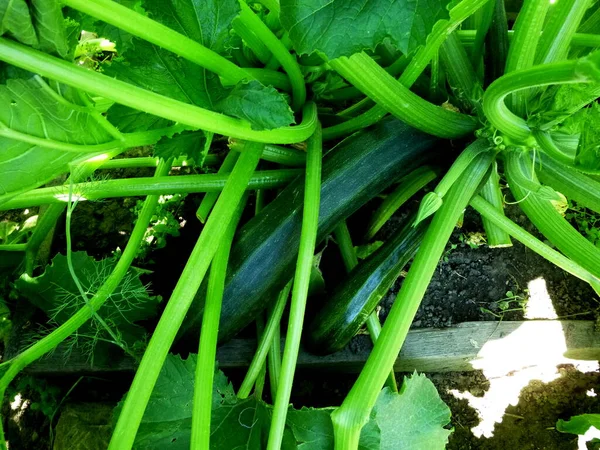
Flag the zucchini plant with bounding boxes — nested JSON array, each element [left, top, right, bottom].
[[0, 0, 600, 448]]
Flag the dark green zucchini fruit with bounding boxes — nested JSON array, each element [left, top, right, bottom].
[[178, 118, 439, 343], [306, 218, 426, 355]]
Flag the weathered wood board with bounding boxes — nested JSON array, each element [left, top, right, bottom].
[[6, 320, 600, 375]]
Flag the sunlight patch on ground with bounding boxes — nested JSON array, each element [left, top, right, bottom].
[[449, 315, 599, 438], [525, 277, 558, 319]]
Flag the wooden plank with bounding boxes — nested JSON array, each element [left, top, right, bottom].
[[6, 320, 600, 375]]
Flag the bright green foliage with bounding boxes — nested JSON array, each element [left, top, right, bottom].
[[115, 355, 450, 449], [153, 131, 206, 162], [557, 413, 600, 439], [0, 78, 110, 196], [0, 0, 70, 57], [15, 252, 160, 360], [280, 0, 452, 59], [372, 374, 452, 449], [103, 0, 294, 131], [105, 103, 171, 134], [215, 81, 295, 131]]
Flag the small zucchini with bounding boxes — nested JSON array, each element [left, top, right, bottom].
[[178, 118, 439, 343], [305, 218, 426, 355]]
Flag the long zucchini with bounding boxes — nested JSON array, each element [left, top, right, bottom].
[[178, 118, 439, 343], [306, 217, 426, 355]]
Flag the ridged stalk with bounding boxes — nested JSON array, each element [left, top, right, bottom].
[[504, 0, 550, 115], [191, 196, 247, 449], [321, 0, 489, 141], [535, 0, 592, 64], [483, 52, 600, 143], [0, 170, 300, 210], [479, 161, 512, 247], [197, 152, 241, 223], [440, 33, 482, 113], [237, 281, 291, 399], [267, 125, 322, 450], [329, 53, 476, 139]]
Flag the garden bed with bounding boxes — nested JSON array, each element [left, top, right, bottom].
[[2, 196, 600, 449]]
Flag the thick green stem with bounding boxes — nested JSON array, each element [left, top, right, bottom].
[[0, 38, 318, 144], [484, 0, 509, 84], [238, 1, 306, 111], [482, 52, 600, 143], [535, 0, 591, 64], [322, 0, 488, 141], [196, 151, 241, 223], [504, 0, 549, 115], [440, 33, 482, 114], [191, 196, 247, 450], [470, 195, 600, 292], [331, 144, 494, 450], [0, 244, 26, 251], [0, 170, 300, 210], [233, 17, 272, 64], [333, 222, 397, 392], [479, 161, 512, 247], [0, 161, 171, 449], [97, 156, 219, 170], [267, 125, 322, 450], [533, 130, 576, 165], [237, 281, 291, 399], [470, 0, 496, 70], [63, 0, 249, 85], [329, 54, 476, 139], [108, 141, 264, 450], [230, 140, 306, 166]]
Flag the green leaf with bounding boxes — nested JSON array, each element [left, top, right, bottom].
[[372, 373, 452, 450], [142, 0, 239, 54], [15, 252, 160, 357], [0, 0, 70, 57], [557, 413, 600, 438], [30, 0, 70, 57], [280, 0, 452, 59], [102, 0, 294, 131], [0, 78, 114, 198], [215, 81, 295, 131], [556, 103, 600, 171], [0, 0, 38, 47], [530, 82, 600, 127], [117, 356, 451, 449], [153, 130, 206, 162], [106, 104, 172, 134]]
